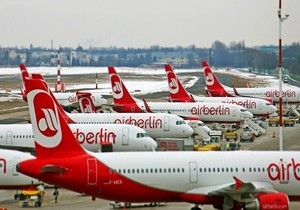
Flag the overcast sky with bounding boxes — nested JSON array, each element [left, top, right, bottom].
[[1, 0, 299, 49]]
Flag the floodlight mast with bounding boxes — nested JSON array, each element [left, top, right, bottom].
[[278, 0, 288, 151]]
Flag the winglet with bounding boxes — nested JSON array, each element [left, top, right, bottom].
[[233, 176, 244, 190], [142, 99, 152, 113], [233, 86, 240, 96]]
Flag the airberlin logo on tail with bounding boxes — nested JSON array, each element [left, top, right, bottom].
[[204, 68, 214, 86], [167, 72, 179, 94], [28, 90, 62, 148], [110, 74, 123, 99], [79, 98, 95, 113], [268, 158, 300, 184]]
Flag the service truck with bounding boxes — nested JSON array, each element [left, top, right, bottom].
[[156, 138, 193, 151]]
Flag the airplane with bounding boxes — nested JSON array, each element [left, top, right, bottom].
[[0, 149, 42, 189], [165, 64, 277, 117], [202, 61, 300, 104], [19, 64, 107, 112], [17, 70, 298, 210], [20, 66, 193, 139], [0, 123, 157, 153], [108, 66, 253, 123]]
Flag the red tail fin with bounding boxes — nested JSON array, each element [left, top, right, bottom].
[[108, 66, 144, 112], [19, 64, 31, 102], [24, 78, 85, 158], [30, 73, 75, 124], [165, 64, 193, 102], [76, 91, 96, 113], [202, 61, 233, 97]]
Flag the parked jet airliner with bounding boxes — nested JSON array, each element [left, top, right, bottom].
[[165, 64, 277, 117], [20, 65, 193, 139], [0, 123, 156, 152], [202, 61, 300, 104], [109, 66, 253, 123], [18, 69, 298, 210], [20, 64, 107, 111], [0, 149, 42, 189]]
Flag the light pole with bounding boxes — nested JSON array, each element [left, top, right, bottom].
[[278, 0, 289, 151]]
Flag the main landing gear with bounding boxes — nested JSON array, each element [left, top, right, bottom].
[[191, 204, 201, 210]]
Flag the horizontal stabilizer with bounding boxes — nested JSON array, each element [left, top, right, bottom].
[[40, 165, 69, 174]]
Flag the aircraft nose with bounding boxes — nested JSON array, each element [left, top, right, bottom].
[[150, 139, 158, 150], [270, 105, 278, 113], [185, 126, 194, 137], [244, 111, 253, 119]]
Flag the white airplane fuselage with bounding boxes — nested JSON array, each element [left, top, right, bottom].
[[226, 86, 300, 104], [0, 124, 157, 152], [67, 113, 194, 139], [0, 149, 42, 189], [136, 102, 253, 123], [192, 96, 277, 116], [53, 91, 107, 107]]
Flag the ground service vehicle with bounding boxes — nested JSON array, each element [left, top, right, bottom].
[[269, 116, 295, 127], [18, 189, 44, 207]]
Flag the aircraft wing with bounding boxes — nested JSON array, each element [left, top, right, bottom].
[[181, 176, 277, 207]]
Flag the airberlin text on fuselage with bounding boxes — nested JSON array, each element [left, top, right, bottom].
[[74, 128, 116, 145], [266, 90, 296, 98], [191, 105, 230, 116], [68, 95, 96, 103], [268, 158, 300, 183], [221, 99, 256, 109], [114, 116, 163, 129]]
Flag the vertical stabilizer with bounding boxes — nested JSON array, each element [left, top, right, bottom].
[[165, 64, 194, 102], [108, 66, 144, 112], [24, 78, 85, 158], [202, 61, 233, 97]]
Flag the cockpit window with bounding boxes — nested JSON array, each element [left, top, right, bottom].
[[240, 109, 247, 112], [176, 120, 186, 125], [136, 133, 149, 138]]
